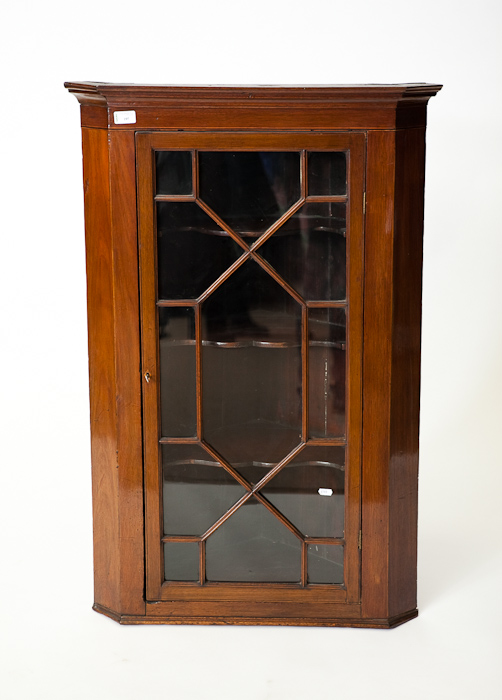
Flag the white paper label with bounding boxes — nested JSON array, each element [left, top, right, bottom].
[[318, 488, 333, 497], [113, 110, 136, 125]]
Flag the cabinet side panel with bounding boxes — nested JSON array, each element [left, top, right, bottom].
[[109, 130, 145, 615], [82, 127, 120, 611], [361, 130, 396, 620], [388, 128, 426, 617]]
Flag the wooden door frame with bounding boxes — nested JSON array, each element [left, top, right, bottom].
[[136, 131, 365, 619]]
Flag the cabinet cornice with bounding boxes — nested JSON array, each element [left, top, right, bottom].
[[65, 82, 442, 131]]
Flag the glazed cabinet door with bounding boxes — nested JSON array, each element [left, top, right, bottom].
[[136, 132, 365, 619]]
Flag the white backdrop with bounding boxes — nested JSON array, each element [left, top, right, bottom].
[[1, 1, 501, 698]]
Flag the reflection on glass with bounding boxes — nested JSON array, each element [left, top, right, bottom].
[[157, 202, 244, 300], [257, 203, 346, 301], [163, 444, 245, 536], [206, 499, 301, 582], [156, 151, 192, 195], [307, 544, 344, 584], [201, 260, 302, 474], [261, 446, 345, 537], [308, 151, 346, 196], [309, 308, 346, 438], [159, 307, 196, 437], [164, 541, 199, 581], [199, 152, 301, 234]]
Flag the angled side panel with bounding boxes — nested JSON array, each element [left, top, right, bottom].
[[82, 127, 145, 616], [388, 127, 426, 617], [362, 127, 425, 622], [82, 127, 120, 611]]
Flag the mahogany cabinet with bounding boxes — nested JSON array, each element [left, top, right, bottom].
[[65, 82, 441, 627]]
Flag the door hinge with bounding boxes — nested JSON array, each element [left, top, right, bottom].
[[358, 530, 362, 550], [363, 192, 366, 215]]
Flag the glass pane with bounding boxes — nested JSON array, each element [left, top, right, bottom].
[[157, 202, 243, 300], [261, 446, 345, 537], [206, 499, 301, 582], [307, 544, 344, 584], [159, 307, 196, 437], [156, 151, 192, 195], [198, 152, 301, 235], [164, 541, 199, 581], [163, 444, 246, 536], [308, 152, 346, 196], [201, 260, 302, 476], [309, 308, 346, 438], [257, 203, 346, 301]]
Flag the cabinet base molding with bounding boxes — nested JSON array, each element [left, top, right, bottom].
[[93, 603, 418, 629]]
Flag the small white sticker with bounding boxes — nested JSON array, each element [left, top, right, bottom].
[[318, 488, 333, 497], [113, 110, 136, 125]]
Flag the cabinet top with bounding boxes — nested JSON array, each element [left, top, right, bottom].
[[65, 81, 442, 99], [65, 82, 442, 131]]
